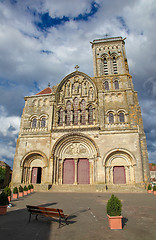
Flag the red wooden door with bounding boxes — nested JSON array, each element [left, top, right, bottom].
[[113, 166, 126, 184], [78, 158, 90, 184], [31, 167, 38, 183], [63, 159, 75, 184]]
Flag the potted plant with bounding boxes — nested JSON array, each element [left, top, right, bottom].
[[30, 184, 34, 193], [23, 185, 28, 195], [13, 187, 18, 199], [153, 185, 156, 195], [0, 191, 8, 215], [4, 186, 11, 202], [28, 185, 31, 194], [106, 194, 123, 229], [19, 185, 24, 197], [147, 184, 152, 193]]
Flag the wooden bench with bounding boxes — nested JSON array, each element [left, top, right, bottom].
[[26, 205, 69, 228]]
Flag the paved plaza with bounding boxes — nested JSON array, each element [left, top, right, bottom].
[[0, 191, 156, 240]]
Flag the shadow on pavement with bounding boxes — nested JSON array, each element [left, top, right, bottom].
[[122, 216, 128, 228]]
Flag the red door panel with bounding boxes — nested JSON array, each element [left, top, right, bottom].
[[113, 166, 126, 184], [31, 167, 38, 183], [63, 159, 75, 184], [78, 158, 90, 184]]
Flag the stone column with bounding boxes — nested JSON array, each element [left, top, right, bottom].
[[89, 160, 94, 184], [74, 158, 78, 185]]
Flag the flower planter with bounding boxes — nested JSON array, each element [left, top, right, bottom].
[[0, 206, 7, 215], [107, 215, 123, 229], [13, 194, 18, 199], [153, 191, 156, 195], [28, 190, 31, 194], [30, 189, 34, 193], [8, 196, 11, 202], [19, 192, 24, 197], [147, 190, 152, 193], [24, 191, 28, 196]]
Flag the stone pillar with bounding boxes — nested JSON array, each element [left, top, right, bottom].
[[110, 166, 113, 184], [74, 158, 78, 185], [59, 161, 63, 184], [89, 160, 94, 184]]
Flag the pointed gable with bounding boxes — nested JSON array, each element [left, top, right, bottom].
[[36, 87, 52, 95]]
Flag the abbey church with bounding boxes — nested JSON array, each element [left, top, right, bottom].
[[11, 37, 149, 191]]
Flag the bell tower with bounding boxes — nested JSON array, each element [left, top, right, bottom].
[[91, 37, 129, 77]]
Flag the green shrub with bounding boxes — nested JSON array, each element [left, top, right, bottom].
[[153, 186, 156, 191], [19, 185, 23, 192], [30, 184, 34, 189], [23, 186, 28, 191], [0, 192, 8, 206], [4, 186, 11, 196], [106, 194, 122, 216], [0, 167, 6, 184], [148, 184, 152, 190], [13, 187, 18, 194], [28, 185, 31, 190]]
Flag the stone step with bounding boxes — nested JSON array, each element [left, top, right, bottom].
[[50, 184, 107, 193], [50, 184, 147, 193], [106, 184, 147, 193]]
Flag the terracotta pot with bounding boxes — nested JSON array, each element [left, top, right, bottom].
[[0, 205, 7, 215], [30, 189, 34, 193], [8, 196, 11, 202], [153, 191, 156, 195], [13, 194, 18, 199], [28, 190, 31, 194], [24, 191, 28, 195], [147, 190, 152, 193], [19, 192, 24, 197], [107, 215, 123, 229]]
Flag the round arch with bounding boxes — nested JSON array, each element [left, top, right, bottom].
[[20, 151, 48, 185], [52, 133, 100, 185], [103, 148, 136, 184]]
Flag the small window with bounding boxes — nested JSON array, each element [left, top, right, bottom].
[[113, 57, 118, 74], [41, 118, 46, 128], [32, 118, 37, 128], [58, 108, 63, 126], [80, 100, 86, 125], [88, 105, 93, 124], [65, 101, 71, 125], [104, 81, 109, 90], [103, 57, 108, 75], [114, 80, 119, 90], [119, 112, 125, 123], [109, 113, 114, 123]]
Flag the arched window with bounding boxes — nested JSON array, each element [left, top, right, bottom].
[[103, 57, 108, 75], [32, 118, 37, 128], [104, 81, 109, 90], [65, 101, 71, 125], [80, 100, 86, 125], [119, 112, 125, 123], [114, 80, 119, 90], [73, 98, 78, 125], [113, 56, 118, 74], [88, 105, 93, 124], [41, 117, 46, 128], [109, 113, 114, 124], [58, 108, 63, 126]]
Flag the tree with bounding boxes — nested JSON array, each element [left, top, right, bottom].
[[0, 167, 6, 184]]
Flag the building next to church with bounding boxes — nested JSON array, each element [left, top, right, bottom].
[[11, 37, 149, 191]]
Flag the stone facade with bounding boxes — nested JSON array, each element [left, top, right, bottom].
[[11, 37, 149, 189]]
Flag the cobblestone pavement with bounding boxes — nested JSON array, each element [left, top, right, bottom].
[[0, 192, 156, 240]]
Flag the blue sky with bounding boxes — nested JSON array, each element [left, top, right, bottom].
[[0, 0, 156, 168]]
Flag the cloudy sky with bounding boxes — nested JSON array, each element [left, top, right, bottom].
[[0, 0, 156, 168]]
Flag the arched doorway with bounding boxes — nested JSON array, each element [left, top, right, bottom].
[[21, 152, 48, 184], [104, 149, 136, 184], [52, 133, 99, 185]]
